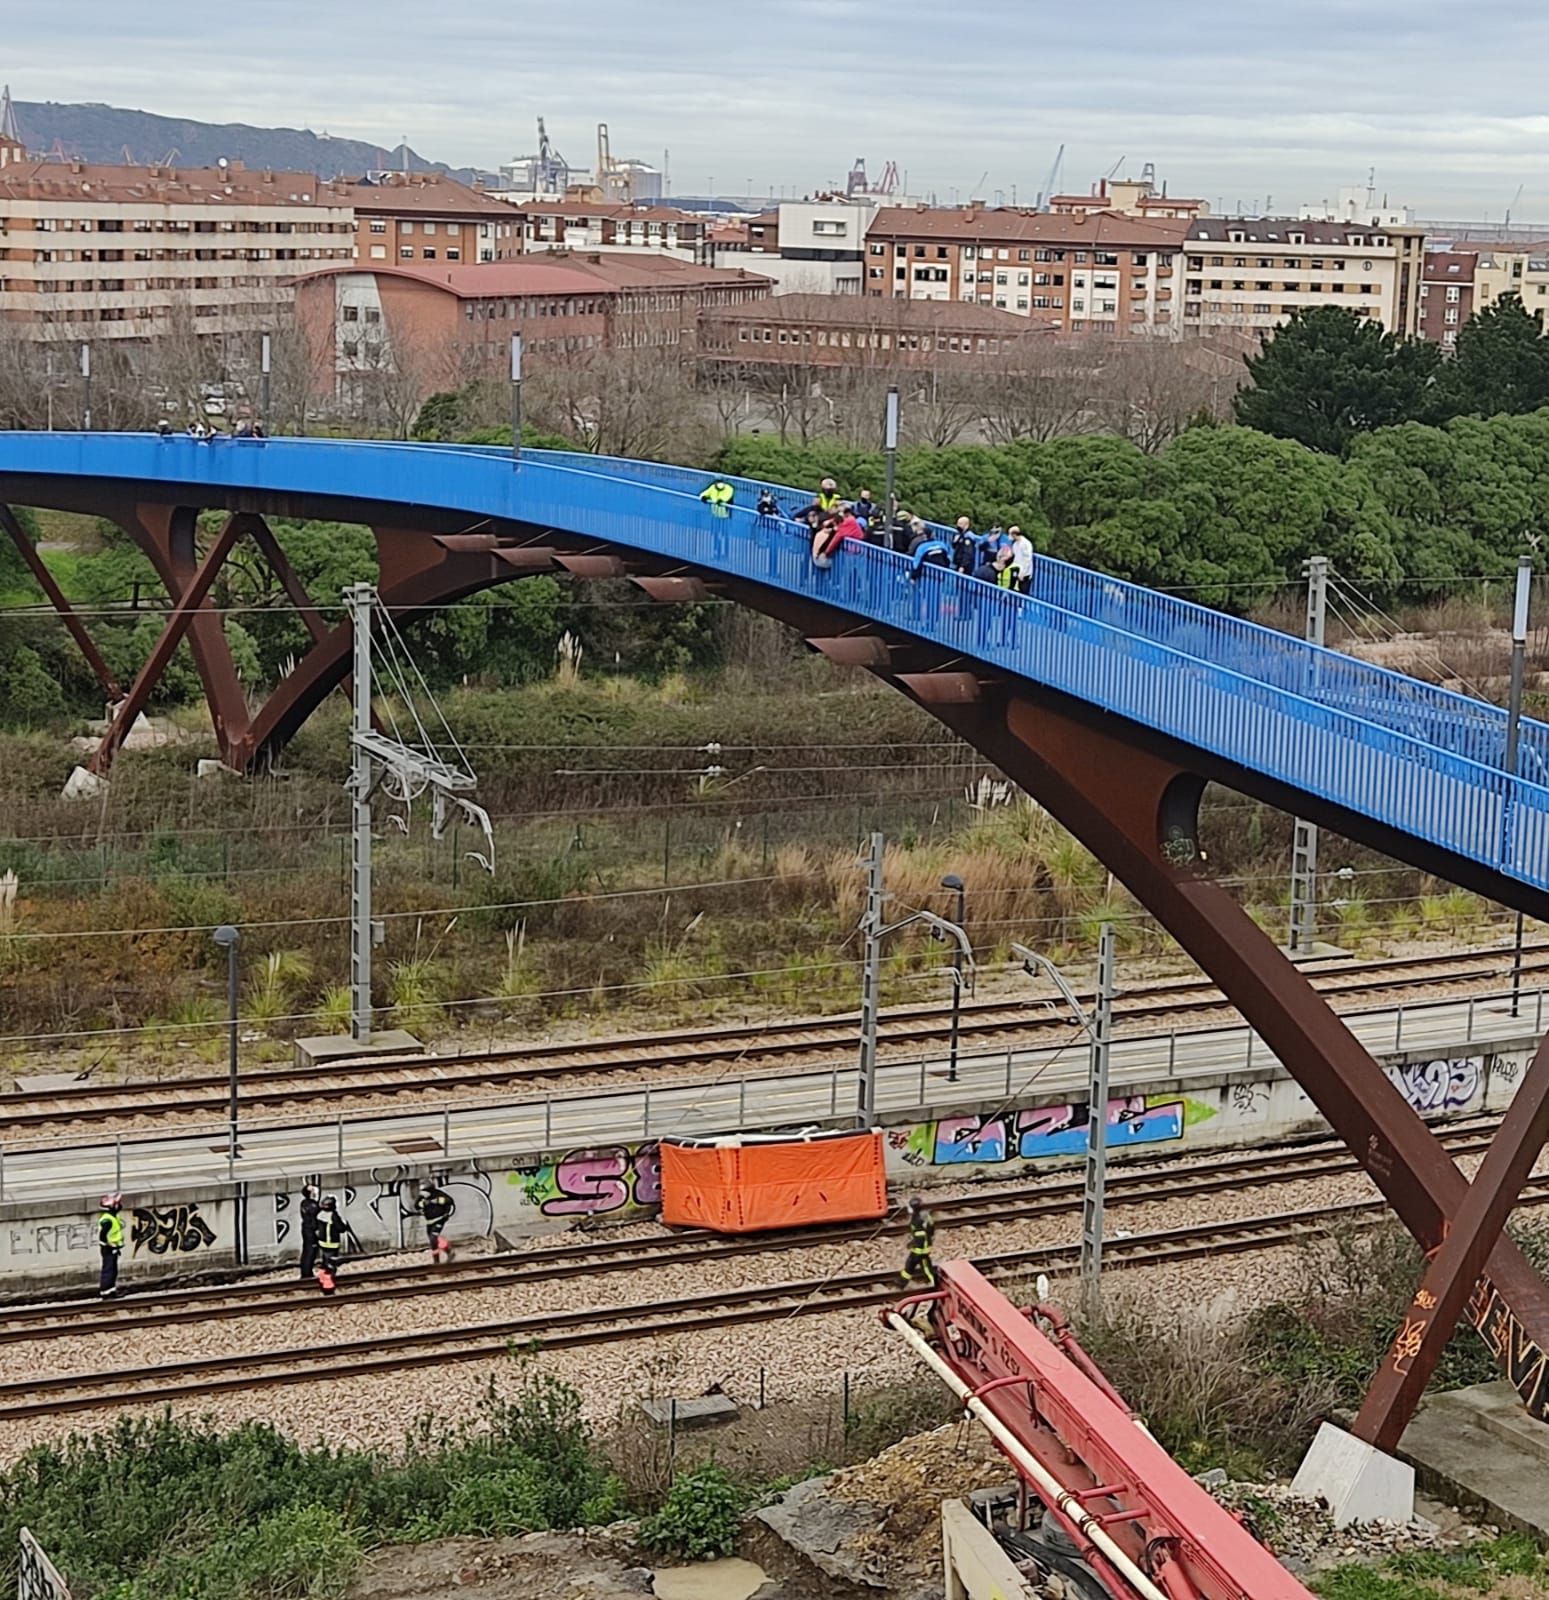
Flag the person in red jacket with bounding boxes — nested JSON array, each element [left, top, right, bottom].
[[812, 505, 864, 569]]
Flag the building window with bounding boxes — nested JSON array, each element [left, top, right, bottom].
[[447, 248, 460, 261], [1445, 308, 1459, 324], [423, 248, 436, 259], [369, 220, 386, 234], [400, 247, 413, 259], [1074, 251, 1087, 263], [1017, 248, 1030, 262], [1133, 253, 1147, 267], [342, 305, 359, 321], [370, 244, 386, 259], [1446, 285, 1460, 302], [401, 221, 413, 234]]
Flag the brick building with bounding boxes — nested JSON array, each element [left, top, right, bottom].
[[0, 126, 353, 338], [294, 251, 770, 403], [506, 200, 713, 264], [698, 292, 1055, 372], [1419, 250, 1478, 348], [863, 206, 1189, 334], [334, 172, 519, 268]]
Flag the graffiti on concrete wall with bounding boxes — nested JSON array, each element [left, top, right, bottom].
[[892, 1095, 1212, 1170], [273, 1183, 361, 1252], [5, 1222, 97, 1262], [130, 1203, 216, 1256], [1386, 1057, 1482, 1116], [512, 1142, 662, 1217], [367, 1164, 495, 1237]]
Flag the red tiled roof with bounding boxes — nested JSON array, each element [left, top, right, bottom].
[[295, 253, 769, 300], [0, 159, 334, 206], [868, 206, 1190, 248], [336, 173, 513, 217]]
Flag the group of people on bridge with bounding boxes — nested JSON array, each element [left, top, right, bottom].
[[699, 474, 1035, 591]]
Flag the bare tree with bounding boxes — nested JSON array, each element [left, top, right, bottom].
[[980, 340, 1102, 443], [1088, 335, 1240, 453]]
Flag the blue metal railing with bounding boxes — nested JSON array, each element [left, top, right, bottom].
[[523, 447, 1549, 782], [2, 432, 1546, 895]]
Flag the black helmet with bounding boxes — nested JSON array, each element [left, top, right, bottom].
[[908, 1196, 924, 1212], [321, 1196, 337, 1212]]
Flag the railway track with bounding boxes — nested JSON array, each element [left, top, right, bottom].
[[2, 943, 1543, 1138], [2, 1114, 1506, 1345], [12, 1165, 1546, 1423]]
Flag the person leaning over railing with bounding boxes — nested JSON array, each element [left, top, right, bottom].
[[811, 503, 865, 569]]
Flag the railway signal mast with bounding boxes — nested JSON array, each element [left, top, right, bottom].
[[344, 584, 493, 1044]]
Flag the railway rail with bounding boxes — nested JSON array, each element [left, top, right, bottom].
[[3, 943, 1543, 1138], [1, 1113, 1505, 1345], [11, 1161, 1547, 1423]]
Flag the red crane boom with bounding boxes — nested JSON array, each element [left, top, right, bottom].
[[885, 1261, 1316, 1600]]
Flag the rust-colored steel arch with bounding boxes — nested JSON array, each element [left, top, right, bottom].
[[13, 491, 1549, 1452]]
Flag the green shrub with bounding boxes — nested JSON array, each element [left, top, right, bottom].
[[639, 1464, 745, 1560]]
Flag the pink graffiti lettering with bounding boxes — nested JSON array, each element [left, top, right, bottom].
[[632, 1144, 662, 1207], [543, 1148, 630, 1216]]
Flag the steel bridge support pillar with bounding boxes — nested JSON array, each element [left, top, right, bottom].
[[0, 503, 124, 704], [910, 684, 1549, 1446]]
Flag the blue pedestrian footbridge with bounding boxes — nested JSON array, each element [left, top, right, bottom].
[[1, 432, 1545, 909]]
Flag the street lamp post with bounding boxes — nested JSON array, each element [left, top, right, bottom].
[[260, 332, 272, 431], [212, 925, 241, 1161], [941, 873, 965, 1083], [80, 343, 92, 431], [1507, 555, 1532, 1016], [510, 334, 523, 464], [883, 385, 900, 522]]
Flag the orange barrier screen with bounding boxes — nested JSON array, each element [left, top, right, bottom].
[[660, 1131, 887, 1233]]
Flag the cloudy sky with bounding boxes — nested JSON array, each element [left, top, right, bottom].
[[10, 0, 1549, 219]]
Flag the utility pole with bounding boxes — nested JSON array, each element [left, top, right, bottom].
[[883, 385, 900, 522], [260, 332, 272, 430], [942, 873, 965, 1084], [1079, 923, 1117, 1312], [80, 343, 91, 431], [857, 830, 886, 1126], [1508, 555, 1532, 1016], [1288, 555, 1328, 956], [346, 583, 375, 1043]]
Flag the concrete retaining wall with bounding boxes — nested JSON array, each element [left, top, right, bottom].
[[0, 1040, 1526, 1295]]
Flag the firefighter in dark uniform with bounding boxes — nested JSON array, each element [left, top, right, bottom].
[[314, 1196, 356, 1292], [97, 1192, 125, 1298], [900, 1196, 936, 1288], [297, 1184, 322, 1280], [415, 1180, 455, 1263]]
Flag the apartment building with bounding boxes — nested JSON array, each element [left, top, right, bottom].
[[335, 172, 519, 267], [1049, 174, 1208, 222], [1181, 218, 1426, 337], [0, 127, 353, 338], [509, 200, 712, 264], [863, 206, 1190, 334], [713, 199, 873, 293], [1419, 250, 1478, 348], [1468, 243, 1549, 328], [698, 292, 1053, 372], [294, 251, 769, 401]]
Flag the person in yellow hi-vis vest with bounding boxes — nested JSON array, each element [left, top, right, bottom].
[[98, 1193, 125, 1298], [699, 479, 734, 517]]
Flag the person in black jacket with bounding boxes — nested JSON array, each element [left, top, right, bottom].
[[297, 1184, 322, 1280], [415, 1181, 456, 1263], [314, 1197, 356, 1291]]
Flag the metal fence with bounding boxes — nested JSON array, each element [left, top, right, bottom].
[[8, 433, 1549, 892], [1, 984, 1538, 1205]]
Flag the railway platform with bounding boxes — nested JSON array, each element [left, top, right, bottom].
[[0, 987, 1540, 1291]]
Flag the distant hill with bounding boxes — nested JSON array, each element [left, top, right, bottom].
[[11, 98, 485, 184]]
